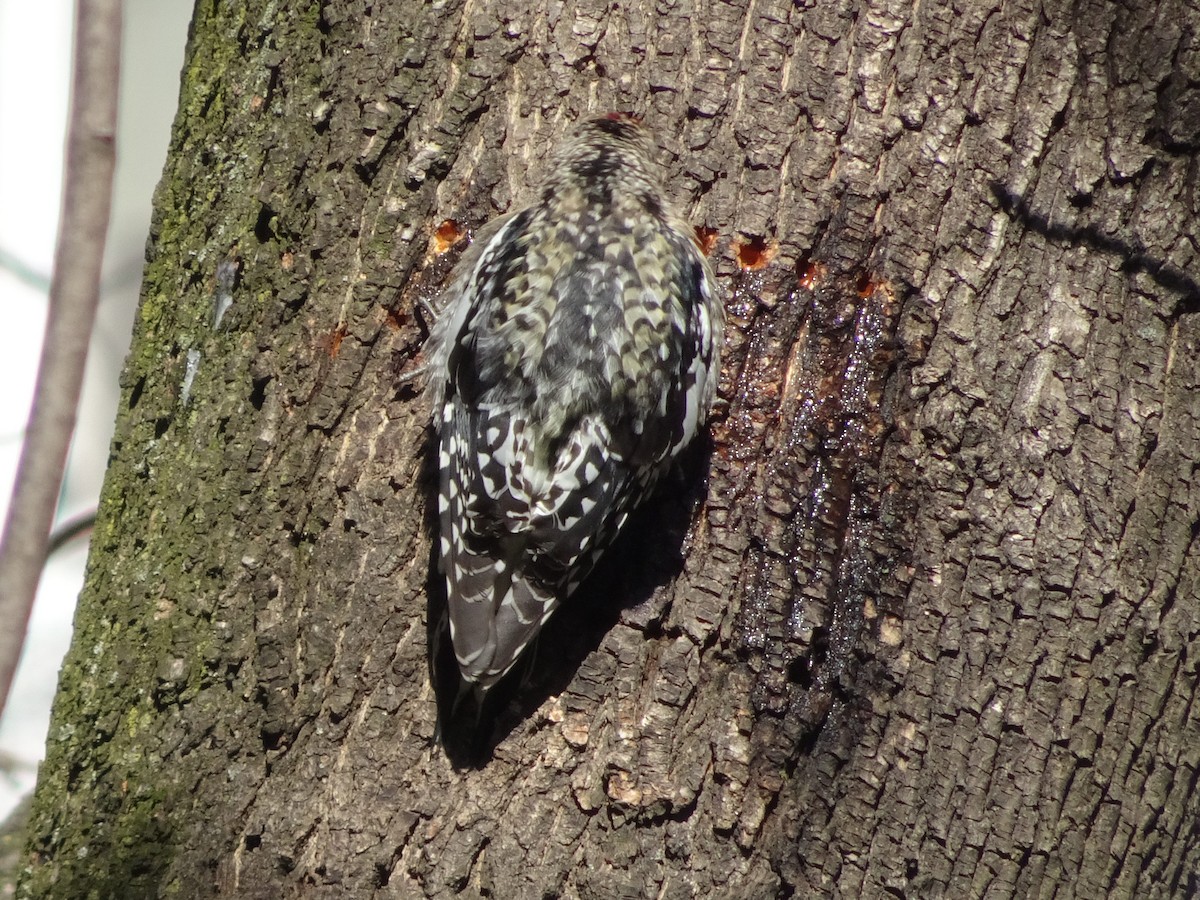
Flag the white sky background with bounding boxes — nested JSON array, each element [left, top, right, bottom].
[[0, 1, 191, 822]]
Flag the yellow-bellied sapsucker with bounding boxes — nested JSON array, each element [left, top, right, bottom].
[[425, 113, 723, 689]]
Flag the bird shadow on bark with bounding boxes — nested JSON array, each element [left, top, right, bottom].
[[424, 433, 714, 768]]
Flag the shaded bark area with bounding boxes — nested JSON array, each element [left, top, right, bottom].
[[19, 0, 1200, 897]]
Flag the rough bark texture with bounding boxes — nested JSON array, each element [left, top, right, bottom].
[[18, 0, 1200, 897]]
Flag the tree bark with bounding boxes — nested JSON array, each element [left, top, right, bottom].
[[18, 0, 1200, 897]]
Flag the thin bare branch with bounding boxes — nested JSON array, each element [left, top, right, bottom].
[[0, 0, 122, 718]]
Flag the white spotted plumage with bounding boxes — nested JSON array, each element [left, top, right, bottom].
[[425, 114, 723, 688]]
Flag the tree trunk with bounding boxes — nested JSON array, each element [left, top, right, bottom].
[[19, 0, 1200, 897]]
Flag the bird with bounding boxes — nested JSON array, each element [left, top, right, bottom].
[[424, 112, 723, 693]]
